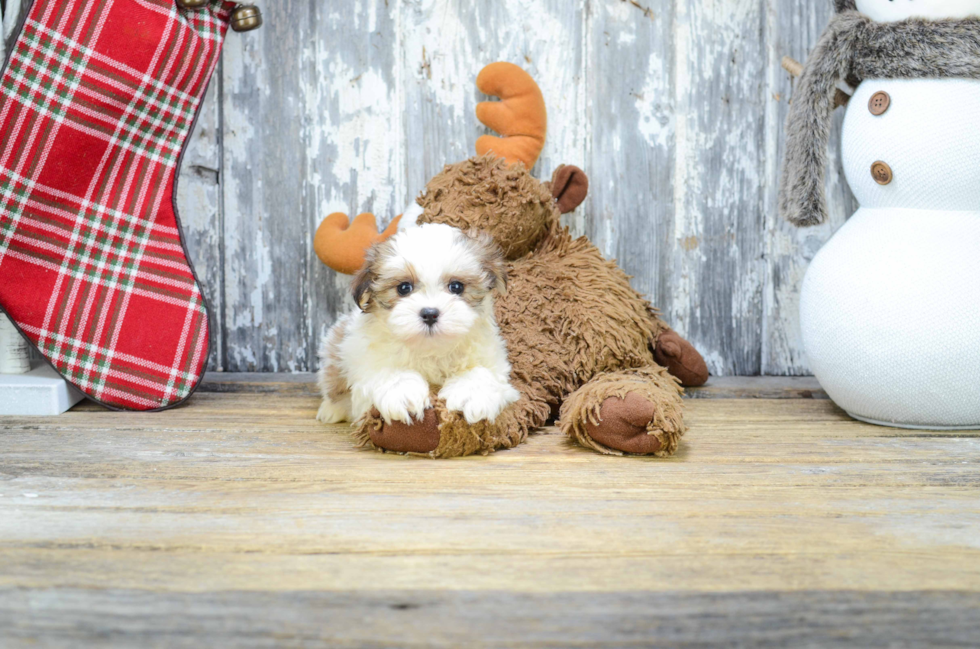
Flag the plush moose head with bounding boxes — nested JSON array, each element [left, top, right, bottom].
[[315, 63, 589, 272]]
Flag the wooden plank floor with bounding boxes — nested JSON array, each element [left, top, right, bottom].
[[1, 380, 979, 647]]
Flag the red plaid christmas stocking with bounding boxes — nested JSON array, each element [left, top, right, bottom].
[[0, 0, 236, 410]]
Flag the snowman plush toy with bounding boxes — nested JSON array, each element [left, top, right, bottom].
[[781, 0, 980, 429]]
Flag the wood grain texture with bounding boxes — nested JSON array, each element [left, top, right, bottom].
[[177, 81, 225, 371], [762, 0, 858, 375], [1, 1, 861, 375], [1, 0, 23, 51], [218, 0, 405, 373], [3, 589, 979, 647], [587, 0, 674, 319], [1, 393, 979, 645], [668, 0, 768, 375], [221, 2, 311, 372]]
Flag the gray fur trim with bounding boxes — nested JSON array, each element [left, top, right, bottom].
[[780, 14, 980, 226], [835, 0, 856, 12]]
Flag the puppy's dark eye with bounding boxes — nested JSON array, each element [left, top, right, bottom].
[[397, 282, 413, 296], [448, 281, 465, 295]]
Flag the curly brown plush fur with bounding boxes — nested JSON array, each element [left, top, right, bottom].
[[418, 156, 558, 260], [356, 154, 706, 458], [780, 9, 980, 226]]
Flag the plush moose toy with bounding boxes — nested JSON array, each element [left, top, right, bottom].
[[316, 63, 709, 458]]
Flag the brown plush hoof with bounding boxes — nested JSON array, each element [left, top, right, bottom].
[[368, 408, 441, 453], [654, 329, 709, 387], [585, 392, 664, 455]]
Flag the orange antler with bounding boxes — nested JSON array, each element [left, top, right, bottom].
[[475, 62, 547, 170], [314, 212, 401, 275]]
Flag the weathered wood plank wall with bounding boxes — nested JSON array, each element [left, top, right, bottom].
[[3, 0, 856, 375]]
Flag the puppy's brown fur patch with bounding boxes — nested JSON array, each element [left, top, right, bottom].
[[454, 229, 507, 308], [321, 316, 350, 402], [353, 239, 419, 312], [370, 263, 419, 311]]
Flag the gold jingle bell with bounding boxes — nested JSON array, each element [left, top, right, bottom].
[[176, 0, 210, 9], [231, 5, 263, 32]]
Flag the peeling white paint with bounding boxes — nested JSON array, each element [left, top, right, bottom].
[[323, 65, 399, 217], [637, 49, 672, 150]]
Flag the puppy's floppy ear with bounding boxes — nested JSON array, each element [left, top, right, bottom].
[[466, 229, 508, 294], [351, 264, 375, 311], [351, 241, 386, 311], [486, 255, 508, 295]]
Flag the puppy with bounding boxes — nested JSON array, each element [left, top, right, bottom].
[[317, 223, 520, 427]]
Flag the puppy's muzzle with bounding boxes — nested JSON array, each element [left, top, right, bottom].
[[419, 308, 440, 327]]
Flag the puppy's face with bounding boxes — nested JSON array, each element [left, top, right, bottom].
[[352, 223, 506, 343]]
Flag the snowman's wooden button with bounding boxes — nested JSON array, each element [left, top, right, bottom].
[[871, 161, 893, 185], [869, 91, 890, 116]]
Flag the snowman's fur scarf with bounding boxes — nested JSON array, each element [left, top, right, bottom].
[[780, 10, 980, 226]]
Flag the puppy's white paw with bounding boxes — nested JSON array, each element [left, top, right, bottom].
[[374, 374, 431, 424], [317, 399, 350, 424], [440, 372, 520, 424]]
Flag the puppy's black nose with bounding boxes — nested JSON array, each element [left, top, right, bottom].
[[420, 308, 440, 326]]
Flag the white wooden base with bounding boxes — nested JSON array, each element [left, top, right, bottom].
[[848, 412, 980, 432], [0, 362, 84, 416]]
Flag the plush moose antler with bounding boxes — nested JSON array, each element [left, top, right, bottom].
[[475, 62, 547, 170], [314, 212, 401, 275]]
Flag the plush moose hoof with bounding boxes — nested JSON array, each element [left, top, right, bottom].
[[654, 329, 709, 387], [367, 408, 441, 454], [584, 392, 666, 455]]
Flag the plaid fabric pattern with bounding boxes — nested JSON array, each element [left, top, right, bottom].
[[0, 0, 232, 410]]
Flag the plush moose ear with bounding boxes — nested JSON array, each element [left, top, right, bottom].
[[550, 165, 589, 214]]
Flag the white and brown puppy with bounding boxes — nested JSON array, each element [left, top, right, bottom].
[[317, 223, 520, 426]]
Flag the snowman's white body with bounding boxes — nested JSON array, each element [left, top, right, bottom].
[[800, 75, 980, 428]]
